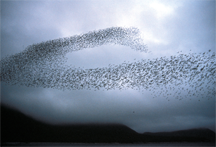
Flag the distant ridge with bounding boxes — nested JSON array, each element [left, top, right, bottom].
[[142, 128, 215, 143], [1, 104, 215, 144]]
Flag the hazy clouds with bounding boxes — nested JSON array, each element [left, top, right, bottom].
[[1, 0, 215, 133]]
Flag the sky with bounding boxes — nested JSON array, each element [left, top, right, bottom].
[[1, 0, 215, 133]]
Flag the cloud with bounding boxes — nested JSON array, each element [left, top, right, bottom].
[[1, 0, 215, 133]]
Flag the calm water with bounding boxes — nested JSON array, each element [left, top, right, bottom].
[[2, 142, 215, 147]]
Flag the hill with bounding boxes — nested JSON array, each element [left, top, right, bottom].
[[1, 104, 215, 144]]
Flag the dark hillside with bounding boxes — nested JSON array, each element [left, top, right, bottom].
[[1, 104, 215, 144], [1, 104, 140, 143]]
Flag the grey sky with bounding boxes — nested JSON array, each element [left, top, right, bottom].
[[1, 0, 215, 133]]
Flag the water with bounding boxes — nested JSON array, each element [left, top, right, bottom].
[[1, 143, 216, 147]]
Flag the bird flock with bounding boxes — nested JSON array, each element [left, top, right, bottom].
[[0, 27, 215, 101]]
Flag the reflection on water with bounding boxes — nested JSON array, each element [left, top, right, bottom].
[[1, 27, 215, 101]]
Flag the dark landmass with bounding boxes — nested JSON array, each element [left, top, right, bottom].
[[1, 104, 215, 144]]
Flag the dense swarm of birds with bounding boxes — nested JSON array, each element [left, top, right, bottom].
[[0, 27, 215, 101]]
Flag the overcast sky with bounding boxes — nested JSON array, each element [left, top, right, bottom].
[[1, 0, 215, 133]]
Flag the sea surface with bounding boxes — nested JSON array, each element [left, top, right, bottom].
[[2, 142, 215, 147]]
